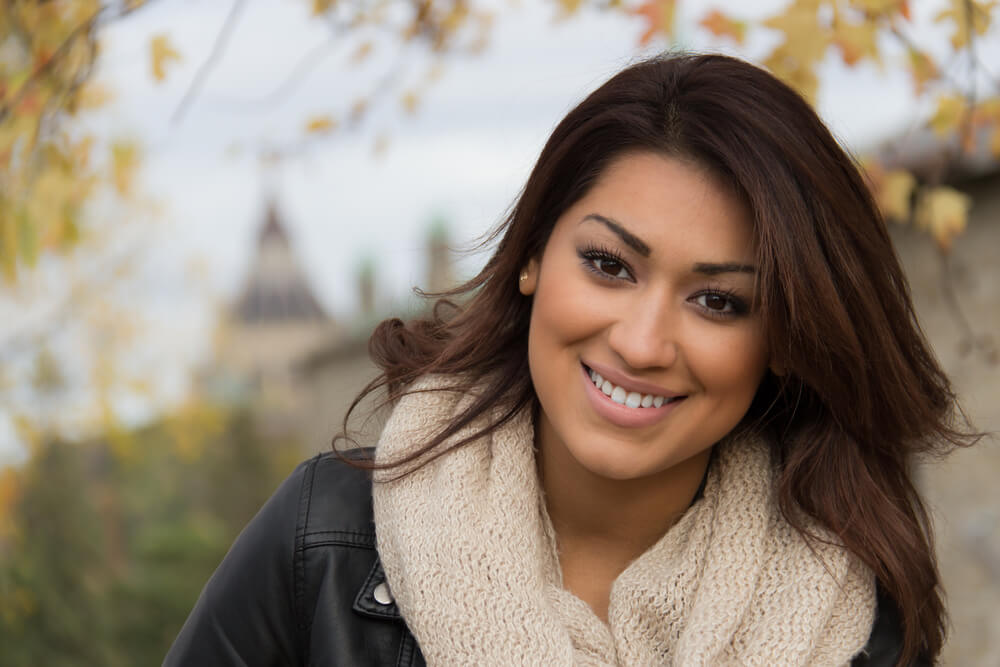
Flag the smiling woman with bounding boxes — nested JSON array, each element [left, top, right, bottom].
[[167, 54, 977, 667]]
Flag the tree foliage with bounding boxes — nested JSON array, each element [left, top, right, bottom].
[[0, 404, 298, 666], [2, 1, 997, 289]]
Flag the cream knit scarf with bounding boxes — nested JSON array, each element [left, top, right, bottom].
[[373, 378, 876, 666]]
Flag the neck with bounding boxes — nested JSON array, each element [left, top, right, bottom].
[[538, 437, 711, 558]]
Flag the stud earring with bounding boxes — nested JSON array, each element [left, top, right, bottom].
[[519, 270, 528, 283]]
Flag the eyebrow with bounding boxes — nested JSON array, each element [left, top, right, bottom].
[[692, 262, 756, 275], [581, 214, 755, 275], [580, 214, 650, 256]]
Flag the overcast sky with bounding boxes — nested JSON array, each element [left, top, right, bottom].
[[4, 0, 993, 460]]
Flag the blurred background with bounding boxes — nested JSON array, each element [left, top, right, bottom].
[[1, 0, 998, 664]]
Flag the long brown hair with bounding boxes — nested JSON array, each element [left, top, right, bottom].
[[336, 53, 977, 665]]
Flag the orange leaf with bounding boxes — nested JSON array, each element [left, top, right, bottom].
[[699, 9, 746, 44], [634, 0, 676, 45], [833, 21, 879, 67]]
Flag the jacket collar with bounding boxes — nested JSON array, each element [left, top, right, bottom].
[[353, 556, 402, 621]]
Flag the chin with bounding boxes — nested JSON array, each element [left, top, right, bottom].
[[570, 440, 681, 482]]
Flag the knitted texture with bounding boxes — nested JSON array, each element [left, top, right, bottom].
[[373, 377, 876, 666]]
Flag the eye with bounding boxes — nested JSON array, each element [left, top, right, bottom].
[[592, 256, 631, 280], [691, 290, 748, 318], [578, 246, 634, 282]]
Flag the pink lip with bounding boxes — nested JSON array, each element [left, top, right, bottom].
[[580, 363, 684, 429]]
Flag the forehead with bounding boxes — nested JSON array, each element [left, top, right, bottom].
[[564, 151, 754, 263]]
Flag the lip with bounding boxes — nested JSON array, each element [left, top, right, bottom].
[[580, 363, 684, 429]]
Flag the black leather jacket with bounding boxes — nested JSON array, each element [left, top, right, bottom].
[[165, 452, 908, 666]]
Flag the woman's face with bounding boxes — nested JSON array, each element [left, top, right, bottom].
[[522, 151, 769, 481]]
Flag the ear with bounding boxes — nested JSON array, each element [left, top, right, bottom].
[[769, 361, 786, 378], [518, 259, 539, 296]]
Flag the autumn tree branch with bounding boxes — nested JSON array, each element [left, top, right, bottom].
[[170, 0, 248, 126]]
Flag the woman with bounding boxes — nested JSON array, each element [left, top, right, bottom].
[[166, 54, 973, 666]]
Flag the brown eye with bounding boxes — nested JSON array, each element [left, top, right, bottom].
[[691, 291, 749, 318], [702, 293, 729, 311], [594, 258, 628, 278]]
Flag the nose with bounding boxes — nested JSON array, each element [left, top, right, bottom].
[[606, 294, 680, 371]]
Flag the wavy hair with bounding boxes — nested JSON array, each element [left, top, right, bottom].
[[336, 53, 978, 665]]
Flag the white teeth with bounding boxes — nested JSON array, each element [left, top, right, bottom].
[[586, 367, 675, 409]]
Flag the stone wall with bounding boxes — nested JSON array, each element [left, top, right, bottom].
[[893, 174, 1000, 666]]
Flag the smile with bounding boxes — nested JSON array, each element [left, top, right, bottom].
[[586, 367, 681, 408], [580, 363, 686, 428]]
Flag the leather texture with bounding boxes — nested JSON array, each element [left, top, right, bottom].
[[165, 452, 911, 666]]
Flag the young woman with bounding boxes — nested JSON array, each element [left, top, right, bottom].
[[166, 54, 973, 666]]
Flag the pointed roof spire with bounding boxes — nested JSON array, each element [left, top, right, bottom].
[[232, 197, 328, 324]]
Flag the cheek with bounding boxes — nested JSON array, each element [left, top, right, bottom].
[[687, 325, 769, 395], [530, 271, 607, 347]]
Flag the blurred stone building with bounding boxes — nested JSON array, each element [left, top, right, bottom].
[[200, 199, 341, 437]]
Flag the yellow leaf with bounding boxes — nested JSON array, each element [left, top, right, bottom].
[[312, 0, 336, 14], [850, 0, 910, 19], [764, 46, 820, 105], [934, 0, 997, 49], [0, 207, 16, 282], [0, 467, 21, 525], [876, 169, 917, 222], [111, 140, 140, 196], [929, 95, 965, 136], [633, 0, 676, 45], [907, 48, 938, 96], [699, 10, 746, 44], [75, 81, 113, 110], [149, 34, 182, 83], [400, 90, 420, 114], [304, 114, 337, 134], [915, 186, 971, 252], [556, 0, 584, 15], [833, 20, 879, 67], [351, 40, 374, 63]]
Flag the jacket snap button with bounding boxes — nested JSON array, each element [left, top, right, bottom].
[[373, 581, 393, 605]]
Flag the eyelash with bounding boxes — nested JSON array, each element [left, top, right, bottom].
[[577, 245, 749, 319], [578, 244, 632, 281]]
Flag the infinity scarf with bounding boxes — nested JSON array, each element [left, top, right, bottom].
[[373, 377, 875, 666]]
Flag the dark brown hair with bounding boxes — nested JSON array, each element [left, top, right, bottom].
[[337, 53, 977, 665]]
